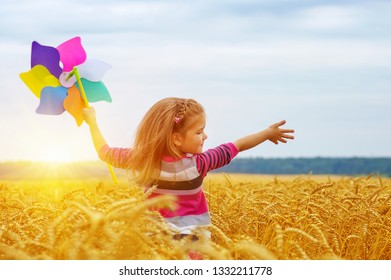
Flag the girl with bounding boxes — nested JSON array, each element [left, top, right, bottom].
[[82, 97, 294, 239]]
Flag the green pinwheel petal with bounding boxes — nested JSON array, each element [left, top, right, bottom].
[[75, 78, 112, 103]]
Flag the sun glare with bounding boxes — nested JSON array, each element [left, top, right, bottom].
[[36, 147, 78, 163]]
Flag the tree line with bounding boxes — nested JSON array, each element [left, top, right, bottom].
[[216, 157, 391, 177]]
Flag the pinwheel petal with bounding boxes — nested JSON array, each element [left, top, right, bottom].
[[77, 58, 112, 82], [36, 86, 67, 115], [64, 85, 86, 126], [57, 36, 87, 72], [31, 41, 62, 78], [76, 79, 112, 103], [20, 65, 61, 98]]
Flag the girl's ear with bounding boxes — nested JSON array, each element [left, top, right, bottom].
[[172, 132, 183, 147]]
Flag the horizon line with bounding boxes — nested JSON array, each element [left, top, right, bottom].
[[1, 155, 391, 164]]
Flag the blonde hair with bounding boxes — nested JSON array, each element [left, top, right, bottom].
[[128, 97, 205, 186]]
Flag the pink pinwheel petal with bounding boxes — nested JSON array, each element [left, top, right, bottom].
[[31, 41, 62, 78], [77, 58, 111, 82], [57, 36, 87, 72], [36, 86, 67, 115], [64, 85, 86, 126]]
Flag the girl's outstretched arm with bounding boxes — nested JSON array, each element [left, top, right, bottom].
[[233, 120, 294, 152], [82, 107, 108, 154]]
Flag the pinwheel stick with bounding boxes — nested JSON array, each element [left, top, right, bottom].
[[73, 67, 90, 109], [70, 66, 119, 185]]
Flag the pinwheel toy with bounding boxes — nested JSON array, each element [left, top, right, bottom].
[[20, 36, 118, 183]]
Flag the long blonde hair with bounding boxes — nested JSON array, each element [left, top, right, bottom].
[[128, 97, 205, 186]]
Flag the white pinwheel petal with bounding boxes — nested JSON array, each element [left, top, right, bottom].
[[77, 58, 111, 82]]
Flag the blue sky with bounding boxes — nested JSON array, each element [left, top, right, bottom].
[[1, 0, 390, 162]]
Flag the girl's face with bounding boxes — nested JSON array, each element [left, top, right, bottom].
[[175, 113, 208, 155]]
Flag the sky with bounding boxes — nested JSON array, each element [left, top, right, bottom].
[[1, 0, 390, 162]]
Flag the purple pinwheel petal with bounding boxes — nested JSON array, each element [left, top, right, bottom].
[[31, 41, 62, 78], [36, 86, 67, 115], [57, 36, 87, 72]]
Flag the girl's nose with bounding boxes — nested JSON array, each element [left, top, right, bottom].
[[203, 133, 208, 140]]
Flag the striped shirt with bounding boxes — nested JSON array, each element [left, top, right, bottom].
[[99, 142, 239, 234]]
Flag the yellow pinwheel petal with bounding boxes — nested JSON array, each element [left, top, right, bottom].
[[20, 65, 61, 98]]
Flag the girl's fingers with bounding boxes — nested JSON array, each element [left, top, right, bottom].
[[270, 120, 286, 128], [276, 120, 286, 127], [282, 133, 294, 139]]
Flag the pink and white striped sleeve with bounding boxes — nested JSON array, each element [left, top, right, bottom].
[[98, 144, 132, 169], [195, 142, 239, 178]]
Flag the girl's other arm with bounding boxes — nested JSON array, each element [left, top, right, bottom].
[[233, 120, 294, 152], [82, 107, 107, 154]]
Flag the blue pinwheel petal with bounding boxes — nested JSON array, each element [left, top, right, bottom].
[[36, 86, 67, 115], [75, 79, 112, 103], [31, 41, 62, 78]]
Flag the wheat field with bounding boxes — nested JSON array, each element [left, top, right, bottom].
[[1, 173, 390, 260]]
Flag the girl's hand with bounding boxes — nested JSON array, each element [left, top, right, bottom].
[[234, 120, 294, 152], [82, 107, 97, 126], [267, 120, 295, 144]]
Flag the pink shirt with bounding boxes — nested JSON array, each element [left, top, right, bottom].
[[99, 143, 239, 234]]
